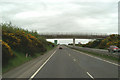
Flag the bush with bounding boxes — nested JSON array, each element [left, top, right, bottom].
[[2, 40, 14, 66], [47, 42, 55, 48], [82, 34, 120, 49], [2, 31, 21, 49], [1, 22, 55, 71], [2, 23, 48, 56]]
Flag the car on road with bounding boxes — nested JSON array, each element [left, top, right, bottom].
[[59, 46, 63, 49], [108, 46, 120, 53]]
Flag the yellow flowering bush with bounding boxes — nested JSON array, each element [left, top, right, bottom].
[[2, 40, 14, 66], [1, 23, 55, 69], [83, 34, 120, 49], [2, 23, 51, 57], [3, 30, 47, 56], [2, 31, 21, 49]]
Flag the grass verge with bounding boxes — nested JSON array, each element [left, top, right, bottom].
[[68, 46, 119, 62], [3, 46, 57, 74]]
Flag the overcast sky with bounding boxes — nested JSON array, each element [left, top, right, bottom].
[[0, 0, 119, 44]]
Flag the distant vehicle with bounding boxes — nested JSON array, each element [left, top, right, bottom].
[[108, 46, 120, 53], [59, 46, 63, 49]]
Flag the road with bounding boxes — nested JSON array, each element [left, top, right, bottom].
[[31, 46, 118, 79]]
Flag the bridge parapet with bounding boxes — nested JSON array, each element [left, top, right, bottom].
[[39, 32, 109, 39]]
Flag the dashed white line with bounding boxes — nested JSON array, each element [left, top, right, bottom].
[[29, 50, 57, 80], [69, 54, 71, 56], [87, 72, 94, 79], [73, 49, 120, 66], [73, 59, 76, 61]]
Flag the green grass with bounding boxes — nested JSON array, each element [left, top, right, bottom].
[[75, 45, 108, 50], [3, 46, 56, 74], [68, 47, 119, 62], [3, 51, 32, 73]]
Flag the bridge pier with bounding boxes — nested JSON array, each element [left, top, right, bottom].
[[73, 38, 75, 47]]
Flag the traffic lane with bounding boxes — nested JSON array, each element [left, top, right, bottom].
[[34, 48, 90, 78], [66, 47, 118, 78], [65, 47, 118, 78]]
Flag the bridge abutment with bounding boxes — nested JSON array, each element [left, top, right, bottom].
[[73, 38, 75, 47]]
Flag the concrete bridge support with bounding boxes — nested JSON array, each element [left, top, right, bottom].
[[73, 38, 75, 47]]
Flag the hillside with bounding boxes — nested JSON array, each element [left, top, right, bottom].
[[82, 34, 120, 49], [1, 23, 55, 73]]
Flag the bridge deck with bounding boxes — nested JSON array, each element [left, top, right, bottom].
[[39, 33, 109, 39]]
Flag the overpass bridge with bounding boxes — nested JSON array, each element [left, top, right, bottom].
[[39, 33, 109, 47]]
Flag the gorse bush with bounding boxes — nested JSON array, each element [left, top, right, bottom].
[[1, 23, 55, 68], [83, 34, 120, 49], [1, 40, 15, 66], [99, 34, 119, 49], [2, 31, 21, 49], [2, 23, 48, 55]]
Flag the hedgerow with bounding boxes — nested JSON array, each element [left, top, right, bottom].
[[1, 40, 15, 66], [82, 34, 120, 49], [1, 23, 55, 68]]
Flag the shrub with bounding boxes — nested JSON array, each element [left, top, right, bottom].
[[2, 31, 21, 49], [83, 34, 120, 49], [2, 29, 47, 56], [2, 40, 14, 66], [2, 23, 54, 57]]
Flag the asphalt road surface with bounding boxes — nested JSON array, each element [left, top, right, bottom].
[[32, 46, 118, 79]]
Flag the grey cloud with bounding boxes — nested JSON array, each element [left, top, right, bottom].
[[0, 1, 118, 34]]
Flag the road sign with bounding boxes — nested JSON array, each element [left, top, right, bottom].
[[54, 40, 57, 45]]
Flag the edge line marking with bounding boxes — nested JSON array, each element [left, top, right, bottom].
[[29, 50, 57, 80], [87, 72, 94, 79], [72, 49, 120, 66]]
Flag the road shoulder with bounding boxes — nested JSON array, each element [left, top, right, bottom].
[[3, 47, 58, 78]]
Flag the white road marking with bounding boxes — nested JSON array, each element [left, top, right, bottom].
[[0, 75, 2, 80], [73, 59, 76, 61], [87, 72, 94, 79], [73, 49, 120, 66], [29, 50, 57, 80], [69, 54, 71, 56]]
